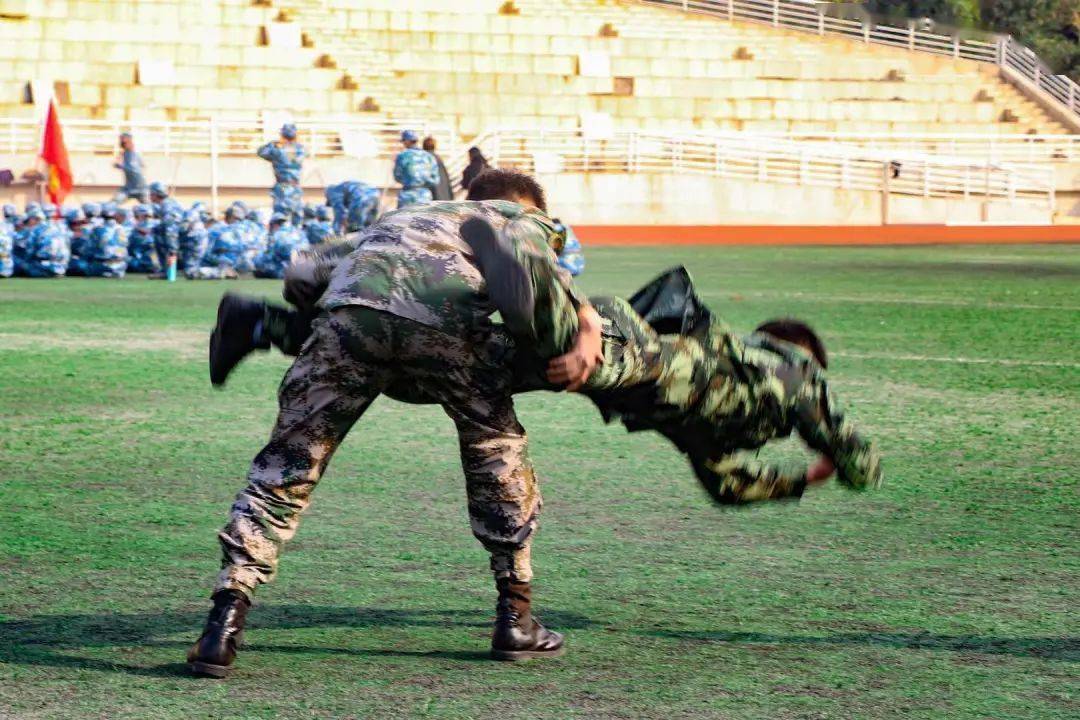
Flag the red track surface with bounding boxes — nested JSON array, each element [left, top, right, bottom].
[[575, 225, 1080, 245]]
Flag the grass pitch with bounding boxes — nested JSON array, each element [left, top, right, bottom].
[[0, 244, 1077, 719]]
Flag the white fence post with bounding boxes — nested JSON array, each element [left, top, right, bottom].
[[863, 19, 870, 44], [772, 0, 779, 27], [818, 11, 824, 37], [727, 0, 733, 21], [209, 116, 219, 215], [908, 24, 915, 52], [953, 35, 960, 60], [997, 36, 1008, 66], [1068, 83, 1076, 112]]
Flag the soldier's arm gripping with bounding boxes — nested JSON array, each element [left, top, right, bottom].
[[790, 376, 883, 492]]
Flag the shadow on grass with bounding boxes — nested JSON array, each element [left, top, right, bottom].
[[0, 605, 594, 677], [650, 630, 1080, 662]]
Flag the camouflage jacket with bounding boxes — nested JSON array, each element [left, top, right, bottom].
[[318, 200, 584, 341], [393, 148, 439, 190], [257, 141, 306, 184]]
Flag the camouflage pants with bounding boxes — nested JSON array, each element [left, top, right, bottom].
[[216, 306, 540, 598], [271, 183, 304, 223], [397, 187, 433, 208]]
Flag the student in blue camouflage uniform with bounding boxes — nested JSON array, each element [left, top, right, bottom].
[[0, 214, 12, 277], [126, 204, 159, 273], [188, 207, 246, 279], [392, 129, 439, 208], [15, 209, 69, 277], [253, 213, 307, 279], [112, 132, 149, 204], [551, 218, 585, 276], [178, 209, 209, 275], [325, 180, 379, 234], [256, 123, 306, 224], [150, 181, 183, 277], [65, 208, 91, 275], [79, 206, 128, 278], [235, 207, 265, 273], [305, 205, 334, 245]]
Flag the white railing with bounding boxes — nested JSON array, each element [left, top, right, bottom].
[[642, 0, 1080, 120], [450, 128, 1055, 209], [742, 133, 1080, 164], [0, 117, 458, 159]]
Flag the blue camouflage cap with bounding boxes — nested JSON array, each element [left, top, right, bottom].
[[82, 202, 101, 217], [269, 212, 287, 225], [401, 129, 418, 143], [281, 123, 298, 140], [133, 203, 151, 217], [225, 205, 246, 221], [26, 208, 46, 221], [184, 209, 201, 224], [64, 208, 86, 224], [148, 181, 169, 197], [26, 201, 41, 212], [3, 203, 16, 217], [302, 203, 316, 219], [114, 207, 129, 222], [102, 202, 118, 218], [316, 204, 332, 221]]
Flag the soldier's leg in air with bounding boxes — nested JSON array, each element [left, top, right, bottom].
[[208, 294, 317, 386], [189, 309, 393, 676]]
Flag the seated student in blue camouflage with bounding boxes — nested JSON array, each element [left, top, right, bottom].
[[77, 204, 129, 278], [126, 204, 159, 273], [65, 208, 91, 275], [188, 206, 247, 280], [209, 169, 882, 508], [178, 209, 209, 275], [254, 213, 307, 279], [550, 218, 585, 276], [305, 204, 335, 245], [15, 208, 69, 277], [237, 206, 267, 273], [0, 212, 12, 278]]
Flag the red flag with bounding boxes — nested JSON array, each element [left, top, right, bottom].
[[39, 98, 72, 206]]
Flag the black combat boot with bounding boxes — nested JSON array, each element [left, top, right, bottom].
[[187, 589, 250, 678], [208, 293, 270, 386], [490, 579, 565, 661]]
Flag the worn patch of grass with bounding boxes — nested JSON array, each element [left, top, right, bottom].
[[1, 244, 1077, 719]]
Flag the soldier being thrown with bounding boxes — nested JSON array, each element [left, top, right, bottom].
[[188, 172, 600, 677]]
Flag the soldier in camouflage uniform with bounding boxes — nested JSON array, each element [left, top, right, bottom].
[[305, 204, 335, 246], [393, 130, 439, 208], [189, 179, 594, 677], [126, 204, 159, 273], [187, 206, 247, 280], [77, 207, 128, 278], [178, 209, 209, 275], [0, 213, 12, 277], [253, 213, 306, 279], [149, 182, 183, 277], [256, 123, 306, 224], [15, 209, 69, 277]]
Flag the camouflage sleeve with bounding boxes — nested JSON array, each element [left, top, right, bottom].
[[692, 453, 807, 505], [791, 377, 882, 492], [163, 219, 180, 254], [256, 142, 276, 162], [501, 215, 588, 358]]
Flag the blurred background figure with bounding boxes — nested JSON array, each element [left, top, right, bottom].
[[149, 181, 183, 278], [422, 136, 453, 201], [325, 179, 379, 234], [112, 132, 149, 205], [257, 123, 306, 225], [254, 212, 307, 279], [551, 218, 585, 276], [15, 208, 69, 277], [393, 129, 438, 208], [460, 146, 490, 193], [306, 204, 335, 245], [126, 204, 159, 273]]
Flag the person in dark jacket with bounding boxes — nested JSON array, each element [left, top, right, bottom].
[[461, 146, 491, 193], [422, 136, 454, 201]]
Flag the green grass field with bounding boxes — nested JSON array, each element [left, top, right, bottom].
[[1, 244, 1077, 719]]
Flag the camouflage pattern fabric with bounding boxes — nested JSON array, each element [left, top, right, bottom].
[[16, 224, 69, 277], [325, 180, 379, 234], [178, 215, 209, 274], [319, 200, 582, 343], [393, 148, 439, 208], [257, 141, 306, 222], [76, 219, 128, 278], [554, 224, 585, 276], [126, 217, 159, 273], [188, 223, 245, 279], [152, 198, 184, 266], [215, 306, 538, 598], [0, 221, 12, 277], [253, 225, 307, 279]]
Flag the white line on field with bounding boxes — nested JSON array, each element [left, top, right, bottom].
[[834, 351, 1080, 368]]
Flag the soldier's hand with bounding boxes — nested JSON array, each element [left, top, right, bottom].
[[806, 455, 836, 486], [546, 305, 604, 392]]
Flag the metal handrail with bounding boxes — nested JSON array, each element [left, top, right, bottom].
[[642, 0, 1080, 119], [447, 127, 1055, 208]]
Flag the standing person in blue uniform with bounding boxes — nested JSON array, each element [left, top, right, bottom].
[[256, 123, 306, 225], [551, 218, 585, 276], [112, 132, 149, 204], [149, 181, 183, 278], [392, 129, 438, 208]]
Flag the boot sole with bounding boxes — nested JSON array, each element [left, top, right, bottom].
[[209, 294, 236, 387], [188, 660, 232, 678], [490, 645, 566, 662]]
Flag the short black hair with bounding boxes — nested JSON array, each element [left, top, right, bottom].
[[756, 319, 828, 369], [466, 168, 547, 212]]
